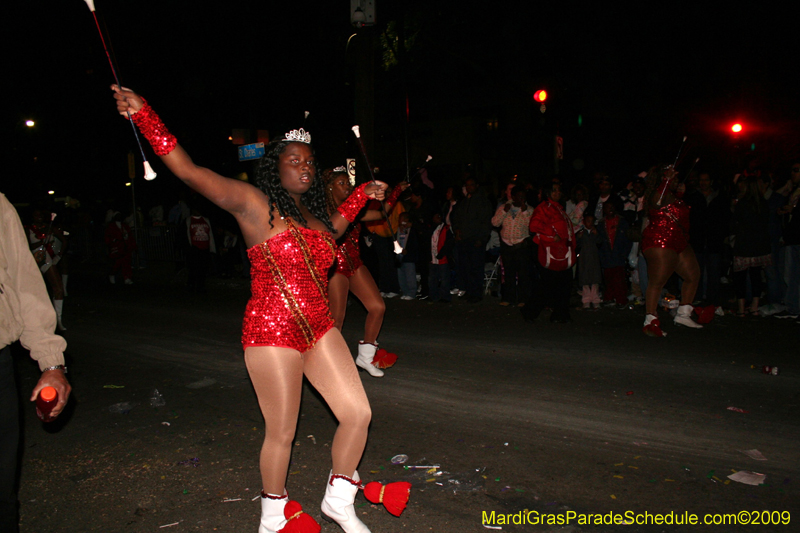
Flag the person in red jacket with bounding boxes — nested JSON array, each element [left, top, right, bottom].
[[522, 182, 576, 323], [104, 211, 136, 285]]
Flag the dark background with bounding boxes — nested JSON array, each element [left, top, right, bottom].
[[4, 1, 799, 208]]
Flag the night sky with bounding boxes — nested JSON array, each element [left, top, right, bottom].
[[5, 1, 799, 207]]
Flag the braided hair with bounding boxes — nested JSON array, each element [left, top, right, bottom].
[[255, 140, 335, 233]]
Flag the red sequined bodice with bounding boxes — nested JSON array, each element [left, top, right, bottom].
[[335, 224, 363, 278], [642, 200, 691, 253], [242, 221, 336, 352]]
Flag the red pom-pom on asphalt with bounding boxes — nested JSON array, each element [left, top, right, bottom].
[[372, 348, 398, 369], [363, 481, 411, 516]]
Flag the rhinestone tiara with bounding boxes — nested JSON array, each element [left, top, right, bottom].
[[332, 166, 347, 173], [283, 128, 311, 144]]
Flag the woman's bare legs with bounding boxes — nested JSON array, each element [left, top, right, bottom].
[[328, 273, 350, 331], [674, 246, 700, 305], [244, 346, 305, 495], [304, 329, 371, 476], [643, 247, 678, 316], [348, 266, 385, 345]]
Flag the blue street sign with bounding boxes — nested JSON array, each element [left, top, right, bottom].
[[238, 142, 265, 161]]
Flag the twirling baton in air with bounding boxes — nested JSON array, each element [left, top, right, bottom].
[[351, 125, 403, 254], [83, 0, 156, 180]]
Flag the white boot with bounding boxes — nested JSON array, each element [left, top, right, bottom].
[[53, 299, 66, 331], [321, 471, 371, 533], [258, 491, 288, 533], [674, 304, 702, 329], [356, 342, 384, 377]]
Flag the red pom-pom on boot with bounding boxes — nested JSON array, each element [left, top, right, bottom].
[[372, 348, 398, 369], [363, 481, 412, 517], [279, 501, 320, 533]]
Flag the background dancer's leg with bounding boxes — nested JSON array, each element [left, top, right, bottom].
[[349, 267, 385, 345], [328, 273, 350, 331]]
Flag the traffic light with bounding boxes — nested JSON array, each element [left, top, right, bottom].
[[533, 90, 547, 113]]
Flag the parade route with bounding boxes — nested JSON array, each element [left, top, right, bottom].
[[15, 268, 799, 532]]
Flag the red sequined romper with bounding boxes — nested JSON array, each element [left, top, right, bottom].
[[641, 200, 691, 254], [242, 186, 371, 352], [334, 185, 404, 278], [129, 101, 373, 352]]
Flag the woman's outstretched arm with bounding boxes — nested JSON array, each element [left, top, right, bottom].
[[112, 85, 263, 217]]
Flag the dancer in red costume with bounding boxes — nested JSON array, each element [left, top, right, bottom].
[[641, 165, 702, 337], [26, 206, 68, 331], [323, 168, 407, 378], [112, 86, 409, 533]]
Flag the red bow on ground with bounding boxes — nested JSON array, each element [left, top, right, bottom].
[[372, 348, 398, 369], [363, 481, 412, 516]]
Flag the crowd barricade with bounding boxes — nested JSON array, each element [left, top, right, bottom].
[[136, 224, 185, 262]]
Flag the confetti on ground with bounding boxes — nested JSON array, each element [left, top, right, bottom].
[[741, 449, 767, 461], [251, 495, 260, 501], [610, 495, 617, 499], [613, 475, 624, 479], [103, 385, 125, 388], [159, 522, 179, 528], [223, 498, 241, 502], [727, 406, 749, 414], [483, 525, 502, 530], [307, 435, 316, 444]]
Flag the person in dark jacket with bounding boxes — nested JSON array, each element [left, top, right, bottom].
[[451, 177, 493, 302], [731, 176, 772, 316], [686, 172, 730, 306]]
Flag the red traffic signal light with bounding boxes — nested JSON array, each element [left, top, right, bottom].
[[731, 123, 743, 133], [533, 90, 547, 103]]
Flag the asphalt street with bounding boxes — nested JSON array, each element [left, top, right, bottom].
[[13, 266, 799, 532]]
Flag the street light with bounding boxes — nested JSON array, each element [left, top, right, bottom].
[[25, 120, 35, 127]]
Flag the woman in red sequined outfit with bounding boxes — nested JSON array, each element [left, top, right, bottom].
[[112, 86, 399, 533], [323, 169, 408, 378], [641, 165, 702, 336]]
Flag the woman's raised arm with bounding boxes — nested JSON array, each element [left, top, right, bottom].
[[112, 86, 261, 216]]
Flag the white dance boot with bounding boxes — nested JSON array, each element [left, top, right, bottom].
[[321, 471, 370, 533], [258, 491, 288, 533], [53, 298, 66, 331], [356, 342, 384, 378], [674, 304, 702, 329]]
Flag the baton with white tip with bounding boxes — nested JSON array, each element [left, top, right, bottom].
[[352, 125, 403, 254], [84, 0, 156, 180]]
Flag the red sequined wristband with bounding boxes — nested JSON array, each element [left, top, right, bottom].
[[131, 99, 178, 156], [384, 184, 404, 212], [337, 183, 370, 223]]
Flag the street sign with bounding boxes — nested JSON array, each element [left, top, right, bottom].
[[238, 142, 265, 161]]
